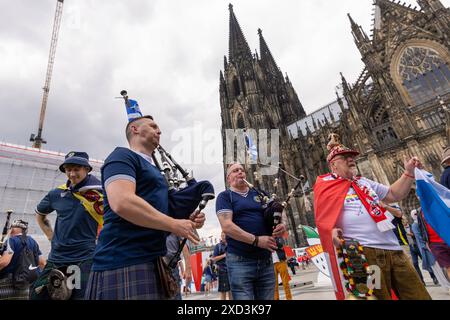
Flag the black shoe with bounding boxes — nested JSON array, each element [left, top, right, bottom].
[[433, 278, 439, 285]]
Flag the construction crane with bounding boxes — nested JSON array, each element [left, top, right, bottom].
[[30, 0, 65, 149]]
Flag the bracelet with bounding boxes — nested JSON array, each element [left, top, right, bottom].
[[403, 172, 415, 179], [252, 235, 259, 247]]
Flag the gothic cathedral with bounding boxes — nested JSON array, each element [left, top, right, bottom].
[[219, 1, 450, 247]]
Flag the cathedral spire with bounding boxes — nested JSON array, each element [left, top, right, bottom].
[[228, 4, 252, 64], [258, 28, 281, 77], [348, 13, 371, 54], [340, 72, 351, 96], [219, 70, 227, 98]]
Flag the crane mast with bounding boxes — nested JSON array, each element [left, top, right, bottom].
[[30, 0, 64, 149]]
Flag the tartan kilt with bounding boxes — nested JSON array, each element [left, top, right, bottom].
[[85, 261, 165, 300], [218, 269, 230, 293], [0, 275, 29, 300]]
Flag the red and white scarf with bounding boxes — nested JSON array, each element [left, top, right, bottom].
[[343, 175, 394, 232]]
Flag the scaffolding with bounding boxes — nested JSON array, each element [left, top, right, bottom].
[[0, 142, 102, 237]]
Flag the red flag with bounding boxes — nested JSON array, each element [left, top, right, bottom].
[[190, 252, 203, 292]]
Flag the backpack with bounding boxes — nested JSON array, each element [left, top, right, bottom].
[[12, 235, 39, 289]]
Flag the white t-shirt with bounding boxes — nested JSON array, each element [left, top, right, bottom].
[[335, 177, 402, 251]]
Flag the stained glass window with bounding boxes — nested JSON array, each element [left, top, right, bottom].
[[398, 46, 450, 105]]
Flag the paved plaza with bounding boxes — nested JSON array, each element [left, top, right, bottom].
[[185, 264, 450, 301]]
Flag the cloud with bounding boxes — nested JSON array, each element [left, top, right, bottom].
[[1, 0, 445, 239]]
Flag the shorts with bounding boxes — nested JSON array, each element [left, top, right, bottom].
[[430, 242, 450, 268]]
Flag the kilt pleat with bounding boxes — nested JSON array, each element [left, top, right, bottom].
[[85, 261, 165, 300]]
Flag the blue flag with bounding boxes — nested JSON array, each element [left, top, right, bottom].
[[125, 99, 143, 121], [244, 132, 257, 162], [415, 168, 450, 246]]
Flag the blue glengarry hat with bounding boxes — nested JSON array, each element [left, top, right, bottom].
[[59, 151, 93, 172]]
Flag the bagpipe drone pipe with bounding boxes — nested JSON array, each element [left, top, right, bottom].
[[0, 209, 13, 252], [242, 174, 304, 235], [154, 145, 215, 220]]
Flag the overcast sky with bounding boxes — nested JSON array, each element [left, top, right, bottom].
[[1, 0, 448, 241]]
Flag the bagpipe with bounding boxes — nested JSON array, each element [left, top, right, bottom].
[[241, 170, 305, 235], [152, 145, 215, 268], [154, 145, 215, 222], [118, 90, 215, 268], [0, 209, 13, 252]]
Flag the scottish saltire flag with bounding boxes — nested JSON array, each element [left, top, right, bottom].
[[415, 168, 450, 246], [244, 132, 258, 161], [125, 99, 143, 121]]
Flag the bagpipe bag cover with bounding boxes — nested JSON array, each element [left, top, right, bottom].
[[168, 180, 214, 219]]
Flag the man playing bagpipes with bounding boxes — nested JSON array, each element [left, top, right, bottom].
[[31, 151, 104, 300], [85, 115, 211, 300], [216, 163, 287, 300], [0, 220, 46, 300], [313, 134, 431, 300]]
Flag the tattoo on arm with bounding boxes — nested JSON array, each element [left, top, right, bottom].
[[37, 215, 54, 240], [43, 218, 51, 229], [222, 212, 233, 222], [219, 211, 255, 245]]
